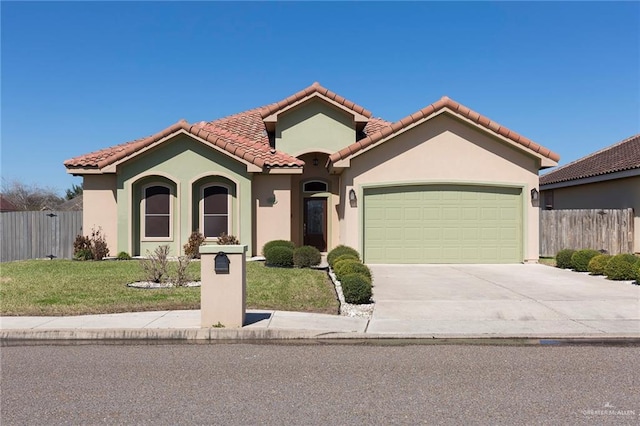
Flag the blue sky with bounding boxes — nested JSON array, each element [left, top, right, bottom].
[[2, 1, 639, 195]]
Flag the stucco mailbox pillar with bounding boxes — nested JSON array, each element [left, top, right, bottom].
[[200, 245, 247, 328]]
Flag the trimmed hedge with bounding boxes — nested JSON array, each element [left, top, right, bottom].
[[265, 246, 294, 268], [635, 262, 640, 283], [327, 245, 360, 268], [341, 273, 372, 304], [262, 240, 295, 257], [604, 254, 639, 281], [588, 254, 611, 276], [571, 249, 601, 272], [556, 249, 576, 269], [293, 245, 321, 268], [332, 254, 359, 266], [335, 260, 372, 282]]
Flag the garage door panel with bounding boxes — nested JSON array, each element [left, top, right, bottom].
[[364, 185, 522, 264]]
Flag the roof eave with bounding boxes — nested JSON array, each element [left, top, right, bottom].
[[65, 166, 105, 175]]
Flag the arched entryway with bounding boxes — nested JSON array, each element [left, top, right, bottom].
[[291, 152, 339, 252]]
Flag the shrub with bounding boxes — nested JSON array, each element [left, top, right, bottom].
[[588, 254, 612, 276], [140, 245, 170, 283], [332, 254, 359, 266], [341, 273, 372, 304], [217, 232, 239, 245], [116, 251, 132, 260], [171, 255, 193, 287], [89, 227, 109, 260], [555, 249, 576, 269], [262, 240, 296, 257], [571, 249, 601, 272], [265, 246, 294, 268], [604, 254, 639, 281], [73, 227, 109, 260], [293, 245, 321, 268], [334, 259, 372, 282], [74, 248, 93, 261], [184, 231, 206, 259], [635, 262, 640, 283], [73, 235, 92, 259], [327, 245, 360, 268]]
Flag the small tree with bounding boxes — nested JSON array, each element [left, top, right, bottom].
[[140, 245, 171, 283], [65, 183, 83, 200]]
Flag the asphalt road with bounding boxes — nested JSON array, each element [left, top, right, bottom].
[[1, 342, 638, 425]]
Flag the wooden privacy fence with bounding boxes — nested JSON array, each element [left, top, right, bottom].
[[540, 208, 634, 257], [0, 211, 83, 262]]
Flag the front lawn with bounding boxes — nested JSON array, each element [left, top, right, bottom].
[[0, 260, 339, 316]]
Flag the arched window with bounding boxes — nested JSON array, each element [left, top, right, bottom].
[[201, 184, 230, 238], [142, 184, 172, 239], [303, 180, 328, 193]]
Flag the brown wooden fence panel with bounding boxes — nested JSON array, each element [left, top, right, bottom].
[[540, 208, 634, 257], [0, 211, 83, 262]]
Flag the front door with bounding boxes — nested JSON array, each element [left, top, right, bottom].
[[303, 198, 327, 251]]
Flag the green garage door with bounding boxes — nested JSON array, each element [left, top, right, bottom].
[[363, 185, 523, 264]]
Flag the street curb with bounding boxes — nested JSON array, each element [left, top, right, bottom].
[[2, 328, 640, 343]]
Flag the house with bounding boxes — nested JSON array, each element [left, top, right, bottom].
[[56, 194, 83, 211], [0, 195, 18, 212], [64, 82, 558, 263], [540, 133, 640, 253]]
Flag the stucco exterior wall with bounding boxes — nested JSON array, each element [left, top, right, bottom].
[[276, 99, 355, 156], [543, 176, 640, 252], [252, 174, 292, 255], [340, 113, 541, 262], [82, 174, 118, 253], [116, 134, 253, 256]]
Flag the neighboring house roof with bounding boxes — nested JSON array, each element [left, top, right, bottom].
[[540, 133, 640, 186], [57, 195, 83, 211], [0, 195, 18, 212], [329, 96, 560, 164]]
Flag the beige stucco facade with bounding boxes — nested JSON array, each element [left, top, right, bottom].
[[541, 175, 640, 253], [252, 174, 292, 254], [82, 174, 118, 252], [339, 113, 542, 262]]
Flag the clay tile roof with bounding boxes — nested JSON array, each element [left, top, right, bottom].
[[540, 133, 640, 185], [329, 96, 560, 164], [64, 116, 304, 170], [260, 82, 372, 119], [65, 82, 385, 172]]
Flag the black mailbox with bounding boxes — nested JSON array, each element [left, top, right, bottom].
[[214, 252, 230, 274]]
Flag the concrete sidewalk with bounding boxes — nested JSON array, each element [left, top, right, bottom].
[[1, 307, 638, 341]]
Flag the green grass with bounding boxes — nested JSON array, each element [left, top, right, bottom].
[[538, 257, 556, 267], [0, 260, 339, 316]]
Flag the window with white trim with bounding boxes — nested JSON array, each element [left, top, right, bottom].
[[143, 185, 172, 239], [202, 185, 230, 238]]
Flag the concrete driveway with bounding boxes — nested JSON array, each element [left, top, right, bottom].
[[367, 264, 640, 337]]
